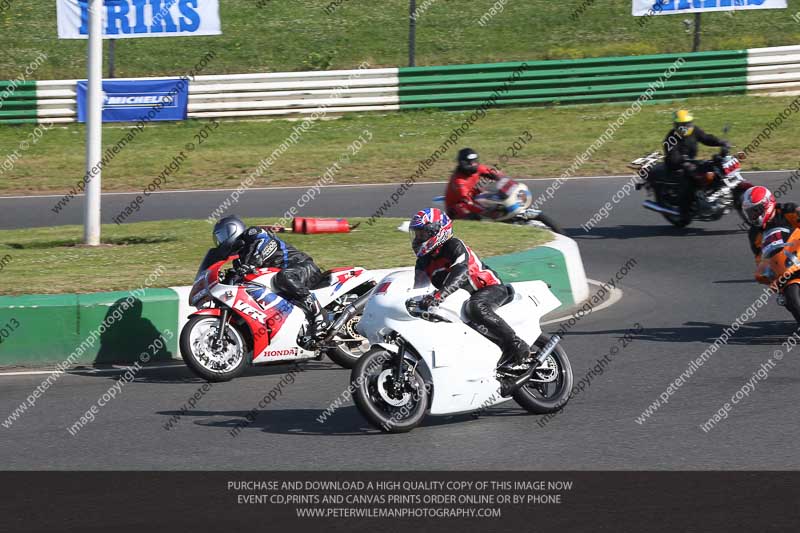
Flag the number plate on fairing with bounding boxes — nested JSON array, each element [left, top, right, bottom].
[[722, 157, 743, 187], [722, 158, 741, 175]]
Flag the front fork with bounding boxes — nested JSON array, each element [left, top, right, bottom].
[[214, 308, 230, 349], [392, 339, 406, 382], [386, 338, 418, 400]]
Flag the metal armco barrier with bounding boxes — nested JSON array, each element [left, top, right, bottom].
[[1, 46, 799, 124], [0, 68, 401, 125]]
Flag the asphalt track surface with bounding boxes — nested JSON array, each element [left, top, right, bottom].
[[2, 171, 800, 470]]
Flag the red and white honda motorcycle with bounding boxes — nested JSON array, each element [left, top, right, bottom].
[[180, 249, 376, 382]]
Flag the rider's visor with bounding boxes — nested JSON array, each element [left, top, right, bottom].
[[213, 228, 228, 247], [410, 227, 435, 252], [459, 154, 479, 171], [745, 203, 765, 224]]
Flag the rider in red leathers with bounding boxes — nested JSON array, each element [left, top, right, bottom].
[[444, 148, 504, 220]]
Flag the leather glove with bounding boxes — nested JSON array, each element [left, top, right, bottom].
[[229, 264, 254, 283], [420, 293, 442, 310]]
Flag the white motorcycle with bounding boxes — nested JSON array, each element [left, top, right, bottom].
[[433, 177, 564, 234], [351, 269, 573, 433]]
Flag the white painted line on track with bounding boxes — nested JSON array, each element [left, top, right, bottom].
[[1, 170, 792, 200], [0, 363, 186, 377], [541, 278, 623, 326]]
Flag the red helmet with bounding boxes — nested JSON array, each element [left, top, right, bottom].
[[742, 186, 776, 229]]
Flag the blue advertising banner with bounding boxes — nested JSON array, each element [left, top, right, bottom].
[[77, 78, 189, 123], [632, 0, 786, 16], [57, 0, 222, 39]]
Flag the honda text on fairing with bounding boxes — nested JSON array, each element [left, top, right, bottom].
[[180, 246, 377, 381], [350, 269, 573, 433], [434, 177, 564, 234], [631, 144, 752, 228]]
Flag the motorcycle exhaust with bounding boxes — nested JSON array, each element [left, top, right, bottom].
[[642, 200, 682, 217], [534, 334, 561, 364], [500, 335, 561, 397], [322, 285, 375, 343]]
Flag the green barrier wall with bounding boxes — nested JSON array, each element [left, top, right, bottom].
[[0, 289, 179, 366], [0, 81, 38, 123], [398, 50, 748, 110], [485, 246, 572, 311], [0, 294, 79, 365]]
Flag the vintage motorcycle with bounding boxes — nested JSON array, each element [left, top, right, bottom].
[[630, 147, 752, 228], [755, 226, 800, 324], [433, 177, 564, 234], [180, 247, 377, 382], [351, 269, 573, 433]]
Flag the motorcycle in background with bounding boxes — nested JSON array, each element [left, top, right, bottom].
[[433, 177, 564, 234], [630, 147, 752, 228], [180, 248, 376, 382]]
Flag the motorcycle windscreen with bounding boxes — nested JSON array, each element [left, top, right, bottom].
[[413, 269, 433, 290], [197, 247, 228, 276]]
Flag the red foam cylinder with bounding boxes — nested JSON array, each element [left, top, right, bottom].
[[300, 218, 351, 234], [292, 217, 306, 233]]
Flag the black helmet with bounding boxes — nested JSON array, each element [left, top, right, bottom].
[[213, 215, 246, 255], [457, 148, 479, 173]]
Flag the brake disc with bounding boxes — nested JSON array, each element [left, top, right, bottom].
[[376, 369, 412, 407], [528, 355, 559, 383]]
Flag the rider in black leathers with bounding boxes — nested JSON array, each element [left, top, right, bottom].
[[410, 208, 530, 373], [213, 216, 330, 338], [663, 109, 728, 215]]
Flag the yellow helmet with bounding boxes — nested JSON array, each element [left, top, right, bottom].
[[673, 109, 694, 136]]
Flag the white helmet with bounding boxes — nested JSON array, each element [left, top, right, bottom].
[[742, 186, 776, 229]]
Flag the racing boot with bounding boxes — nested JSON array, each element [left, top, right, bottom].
[[301, 294, 331, 340], [496, 336, 531, 374]]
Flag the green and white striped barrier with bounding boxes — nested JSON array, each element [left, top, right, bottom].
[[3, 45, 799, 125]]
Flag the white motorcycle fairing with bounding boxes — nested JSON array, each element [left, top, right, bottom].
[[358, 270, 561, 415]]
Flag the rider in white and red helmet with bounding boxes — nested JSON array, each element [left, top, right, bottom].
[[742, 186, 777, 230], [743, 185, 800, 257], [743, 185, 800, 322]]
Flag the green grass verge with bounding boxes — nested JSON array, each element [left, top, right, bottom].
[[2, 94, 798, 195], [2, 1, 800, 79], [0, 217, 550, 296]]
